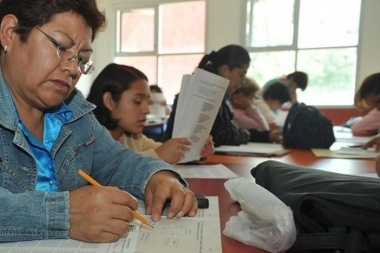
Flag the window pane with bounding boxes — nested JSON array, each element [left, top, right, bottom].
[[160, 1, 205, 54], [297, 48, 357, 105], [159, 54, 203, 104], [114, 56, 157, 84], [247, 0, 294, 47], [247, 51, 295, 87], [298, 0, 361, 48], [120, 8, 155, 52]]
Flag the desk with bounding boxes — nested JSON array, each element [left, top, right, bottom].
[[186, 150, 376, 253]]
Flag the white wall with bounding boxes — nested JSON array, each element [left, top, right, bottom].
[[77, 0, 380, 98]]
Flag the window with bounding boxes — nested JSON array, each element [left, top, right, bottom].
[[245, 0, 362, 106], [115, 1, 206, 104]]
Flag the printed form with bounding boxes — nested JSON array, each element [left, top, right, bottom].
[[173, 68, 229, 163], [0, 197, 221, 253]]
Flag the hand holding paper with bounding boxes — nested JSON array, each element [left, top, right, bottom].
[[173, 68, 229, 163]]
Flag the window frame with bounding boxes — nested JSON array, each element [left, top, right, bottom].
[[241, 0, 363, 108], [114, 0, 206, 92]]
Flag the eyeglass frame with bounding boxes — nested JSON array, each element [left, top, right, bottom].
[[34, 26, 95, 75]]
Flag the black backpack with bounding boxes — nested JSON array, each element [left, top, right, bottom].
[[251, 160, 380, 253], [282, 102, 335, 149]]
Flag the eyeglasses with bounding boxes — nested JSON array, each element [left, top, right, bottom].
[[34, 27, 95, 75]]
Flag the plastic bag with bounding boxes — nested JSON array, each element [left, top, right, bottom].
[[223, 177, 296, 253]]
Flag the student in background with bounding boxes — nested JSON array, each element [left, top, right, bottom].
[[87, 63, 214, 165], [263, 71, 308, 103], [148, 84, 172, 116], [253, 81, 292, 130], [349, 74, 380, 136], [262, 82, 292, 112], [231, 77, 270, 131], [164, 44, 282, 145], [0, 0, 197, 243], [356, 73, 380, 176]]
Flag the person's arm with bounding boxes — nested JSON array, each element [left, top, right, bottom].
[[122, 133, 162, 159], [253, 98, 278, 129], [210, 100, 250, 147], [233, 105, 270, 131], [351, 108, 380, 136], [0, 188, 70, 242], [69, 121, 196, 242]]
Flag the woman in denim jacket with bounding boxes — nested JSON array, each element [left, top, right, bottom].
[[0, 0, 197, 243]]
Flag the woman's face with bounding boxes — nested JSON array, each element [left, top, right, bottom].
[[221, 64, 249, 93], [1, 12, 92, 110], [110, 80, 150, 135]]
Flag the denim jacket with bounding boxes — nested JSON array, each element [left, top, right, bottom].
[[0, 70, 185, 242]]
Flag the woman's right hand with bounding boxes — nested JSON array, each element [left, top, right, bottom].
[[69, 186, 138, 242], [155, 138, 192, 164], [362, 135, 380, 151]]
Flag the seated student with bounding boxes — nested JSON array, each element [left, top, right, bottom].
[[87, 63, 214, 165], [348, 75, 380, 136], [253, 81, 292, 130], [231, 77, 270, 131], [148, 84, 172, 116], [356, 73, 380, 176], [262, 81, 292, 112], [163, 44, 282, 146], [0, 0, 197, 243], [263, 71, 308, 103]]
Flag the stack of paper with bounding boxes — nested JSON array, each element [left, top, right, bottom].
[[312, 147, 379, 159], [173, 68, 229, 163], [214, 142, 289, 157], [1, 197, 222, 253]]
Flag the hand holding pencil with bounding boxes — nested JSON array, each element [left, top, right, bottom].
[[68, 171, 146, 242], [78, 169, 153, 229]]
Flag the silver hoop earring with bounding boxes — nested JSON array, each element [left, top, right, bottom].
[[3, 45, 7, 52]]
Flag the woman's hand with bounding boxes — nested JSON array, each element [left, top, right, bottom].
[[200, 135, 214, 160], [69, 186, 138, 242], [155, 138, 192, 164], [144, 171, 198, 222], [362, 135, 380, 151]]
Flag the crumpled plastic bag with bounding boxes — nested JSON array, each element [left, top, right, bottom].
[[223, 177, 296, 253]]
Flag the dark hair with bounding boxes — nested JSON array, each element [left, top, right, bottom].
[[0, 0, 106, 46], [357, 73, 380, 100], [150, 85, 163, 93], [287, 71, 308, 90], [263, 82, 291, 104], [87, 63, 148, 130], [197, 44, 250, 75]]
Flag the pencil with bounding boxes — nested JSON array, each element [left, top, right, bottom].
[[77, 169, 154, 229]]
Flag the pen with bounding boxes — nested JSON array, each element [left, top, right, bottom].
[[77, 169, 154, 229]]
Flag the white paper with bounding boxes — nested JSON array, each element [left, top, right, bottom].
[[174, 164, 239, 179], [311, 147, 379, 159], [1, 197, 222, 253], [214, 142, 289, 157], [173, 68, 229, 163]]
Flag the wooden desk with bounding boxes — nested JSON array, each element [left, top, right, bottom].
[[186, 150, 376, 253]]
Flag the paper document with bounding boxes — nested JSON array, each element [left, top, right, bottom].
[[312, 147, 379, 159], [214, 142, 289, 157], [173, 68, 229, 163], [1, 197, 222, 253], [333, 126, 371, 144], [174, 164, 238, 179]]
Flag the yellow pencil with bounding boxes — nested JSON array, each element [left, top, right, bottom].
[[77, 169, 154, 229]]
